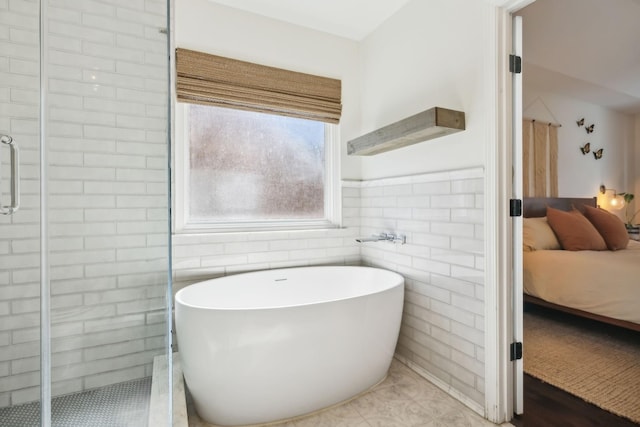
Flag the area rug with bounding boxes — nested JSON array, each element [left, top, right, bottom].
[[523, 311, 640, 424]]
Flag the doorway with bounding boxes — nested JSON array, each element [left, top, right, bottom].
[[509, 0, 640, 424]]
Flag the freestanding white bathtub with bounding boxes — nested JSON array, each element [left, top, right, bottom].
[[175, 265, 404, 426]]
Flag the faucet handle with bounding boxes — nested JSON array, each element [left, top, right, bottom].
[[387, 233, 406, 244]]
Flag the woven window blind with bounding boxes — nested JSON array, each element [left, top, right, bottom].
[[175, 48, 342, 124]]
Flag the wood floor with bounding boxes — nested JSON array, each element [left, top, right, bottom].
[[511, 374, 638, 427], [512, 305, 639, 427]]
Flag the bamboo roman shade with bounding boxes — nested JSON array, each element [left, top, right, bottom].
[[175, 48, 342, 124]]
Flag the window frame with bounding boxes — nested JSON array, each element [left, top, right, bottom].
[[174, 103, 341, 234]]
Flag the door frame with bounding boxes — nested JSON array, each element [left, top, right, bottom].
[[511, 13, 524, 416], [485, 0, 535, 423]]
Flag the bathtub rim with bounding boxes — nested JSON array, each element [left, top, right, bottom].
[[174, 265, 404, 311]]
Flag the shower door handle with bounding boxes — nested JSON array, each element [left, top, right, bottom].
[[0, 134, 20, 215]]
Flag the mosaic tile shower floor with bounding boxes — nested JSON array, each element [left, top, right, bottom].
[[0, 377, 151, 427], [187, 359, 500, 427]]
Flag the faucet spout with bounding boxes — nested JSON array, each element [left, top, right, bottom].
[[355, 233, 389, 243], [355, 235, 383, 243], [355, 232, 406, 244]]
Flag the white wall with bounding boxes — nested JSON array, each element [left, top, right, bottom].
[[175, 0, 362, 180], [175, 0, 496, 182], [356, 0, 492, 180], [523, 85, 636, 200]]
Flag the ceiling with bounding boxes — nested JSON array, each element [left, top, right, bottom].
[[206, 0, 640, 114], [206, 0, 412, 41], [518, 0, 640, 114]]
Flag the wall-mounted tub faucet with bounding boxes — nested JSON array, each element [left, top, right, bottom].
[[356, 233, 406, 244], [355, 234, 386, 243]]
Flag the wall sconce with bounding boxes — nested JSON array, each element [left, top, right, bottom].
[[599, 185, 625, 210]]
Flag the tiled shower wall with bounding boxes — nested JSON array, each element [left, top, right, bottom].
[[0, 0, 169, 407], [172, 167, 485, 409]]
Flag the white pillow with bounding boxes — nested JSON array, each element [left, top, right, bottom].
[[523, 217, 561, 251]]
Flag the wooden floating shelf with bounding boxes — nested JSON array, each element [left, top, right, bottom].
[[347, 106, 465, 156]]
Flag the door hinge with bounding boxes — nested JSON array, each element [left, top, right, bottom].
[[509, 54, 522, 73], [510, 342, 523, 361], [510, 199, 522, 217]]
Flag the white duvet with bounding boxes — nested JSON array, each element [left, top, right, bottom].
[[523, 240, 640, 324]]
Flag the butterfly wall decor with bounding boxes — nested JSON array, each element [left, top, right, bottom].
[[576, 118, 585, 127], [585, 124, 595, 134], [580, 143, 590, 154], [593, 148, 603, 160]]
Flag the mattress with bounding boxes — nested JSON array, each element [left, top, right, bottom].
[[523, 240, 640, 324]]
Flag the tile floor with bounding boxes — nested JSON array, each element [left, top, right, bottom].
[[0, 377, 151, 427], [187, 359, 504, 427]]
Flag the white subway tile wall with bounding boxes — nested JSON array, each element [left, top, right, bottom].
[[172, 168, 485, 409], [172, 186, 362, 292], [0, 0, 170, 407], [357, 168, 485, 408]]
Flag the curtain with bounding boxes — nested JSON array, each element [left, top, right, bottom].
[[523, 119, 559, 197], [175, 48, 342, 124]]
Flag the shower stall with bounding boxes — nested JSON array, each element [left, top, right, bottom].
[[1, 0, 172, 425]]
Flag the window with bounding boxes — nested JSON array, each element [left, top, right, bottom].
[[175, 104, 340, 232], [173, 49, 342, 232]]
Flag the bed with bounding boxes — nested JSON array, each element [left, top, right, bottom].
[[522, 197, 640, 332]]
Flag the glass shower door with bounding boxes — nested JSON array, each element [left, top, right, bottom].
[[42, 0, 172, 424], [0, 0, 43, 424], [1, 0, 172, 425]]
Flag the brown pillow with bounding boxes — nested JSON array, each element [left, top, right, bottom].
[[583, 205, 629, 250], [546, 206, 607, 251]]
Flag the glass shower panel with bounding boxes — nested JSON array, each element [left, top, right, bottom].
[[44, 0, 171, 425], [2, 0, 171, 425], [0, 0, 42, 424]]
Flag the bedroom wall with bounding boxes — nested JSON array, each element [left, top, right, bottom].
[[523, 85, 636, 209], [634, 114, 640, 219]]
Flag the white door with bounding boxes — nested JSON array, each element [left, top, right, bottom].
[[512, 14, 524, 416]]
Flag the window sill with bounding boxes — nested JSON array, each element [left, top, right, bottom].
[[174, 221, 342, 236]]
